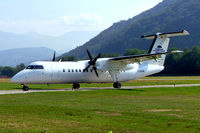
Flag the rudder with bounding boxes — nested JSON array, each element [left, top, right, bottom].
[[141, 30, 189, 65]]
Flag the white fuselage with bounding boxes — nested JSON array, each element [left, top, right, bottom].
[[11, 59, 164, 84]]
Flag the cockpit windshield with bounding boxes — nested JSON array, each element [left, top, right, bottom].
[[26, 65, 44, 70]]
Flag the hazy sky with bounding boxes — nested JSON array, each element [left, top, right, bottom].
[[0, 0, 163, 36]]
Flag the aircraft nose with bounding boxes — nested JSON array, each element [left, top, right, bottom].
[[11, 74, 20, 83], [11, 71, 27, 83]]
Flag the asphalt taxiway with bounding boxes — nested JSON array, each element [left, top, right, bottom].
[[0, 84, 200, 95]]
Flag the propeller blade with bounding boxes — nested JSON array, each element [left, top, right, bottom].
[[93, 53, 101, 62], [52, 51, 56, 61], [87, 49, 93, 60], [85, 50, 100, 77], [93, 67, 99, 77], [84, 64, 91, 71]]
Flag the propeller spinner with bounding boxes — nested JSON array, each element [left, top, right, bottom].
[[84, 49, 101, 77]]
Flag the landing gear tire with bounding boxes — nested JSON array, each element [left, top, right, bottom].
[[22, 85, 29, 91], [113, 82, 121, 89], [72, 83, 80, 90]]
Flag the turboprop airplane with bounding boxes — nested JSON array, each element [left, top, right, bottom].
[[11, 30, 189, 91]]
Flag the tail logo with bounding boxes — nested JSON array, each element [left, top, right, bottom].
[[153, 45, 165, 53]]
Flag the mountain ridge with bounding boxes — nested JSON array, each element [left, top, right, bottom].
[[64, 0, 200, 59], [0, 47, 55, 67], [0, 30, 99, 52]]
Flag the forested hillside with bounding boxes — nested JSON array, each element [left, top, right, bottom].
[[64, 0, 200, 59]]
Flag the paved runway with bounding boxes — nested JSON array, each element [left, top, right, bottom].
[[137, 79, 200, 80], [0, 84, 200, 95]]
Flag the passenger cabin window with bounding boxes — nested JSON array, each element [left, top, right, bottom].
[[34, 65, 44, 69], [68, 69, 70, 72], [75, 69, 78, 72], [26, 65, 44, 70], [83, 69, 88, 72], [79, 69, 81, 72]]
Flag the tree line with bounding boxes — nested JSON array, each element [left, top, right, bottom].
[[0, 64, 25, 78], [1, 46, 200, 77], [162, 46, 200, 75]]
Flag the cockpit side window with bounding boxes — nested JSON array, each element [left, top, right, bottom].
[[26, 65, 44, 70], [26, 65, 35, 69]]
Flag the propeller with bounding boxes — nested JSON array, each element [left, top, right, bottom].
[[84, 49, 101, 77], [52, 51, 56, 61]]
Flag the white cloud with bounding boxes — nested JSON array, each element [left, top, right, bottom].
[[62, 13, 103, 31], [0, 13, 105, 36]]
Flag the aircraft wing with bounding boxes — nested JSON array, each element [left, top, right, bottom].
[[104, 50, 182, 70]]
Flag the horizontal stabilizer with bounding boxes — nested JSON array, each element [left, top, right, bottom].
[[141, 30, 190, 39]]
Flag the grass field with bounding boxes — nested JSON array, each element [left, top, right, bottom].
[[1, 76, 200, 133], [1, 76, 200, 90], [0, 86, 200, 132]]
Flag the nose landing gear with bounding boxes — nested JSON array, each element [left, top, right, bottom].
[[22, 84, 29, 91]]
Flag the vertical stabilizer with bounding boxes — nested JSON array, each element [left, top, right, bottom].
[[141, 30, 189, 65]]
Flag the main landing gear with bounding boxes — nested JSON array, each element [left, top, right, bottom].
[[72, 83, 80, 90], [22, 84, 29, 91], [113, 81, 121, 89]]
